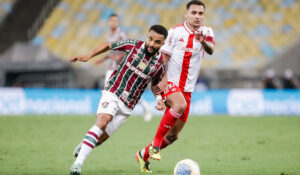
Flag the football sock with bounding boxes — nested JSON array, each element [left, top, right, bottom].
[[153, 108, 181, 147], [141, 143, 152, 161], [74, 125, 103, 165]]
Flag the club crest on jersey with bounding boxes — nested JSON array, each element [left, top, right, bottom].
[[150, 64, 156, 72], [102, 102, 109, 108]]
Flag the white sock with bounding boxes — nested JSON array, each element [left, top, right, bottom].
[[74, 125, 103, 165], [140, 148, 145, 157]]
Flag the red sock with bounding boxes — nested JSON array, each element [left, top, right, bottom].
[[143, 143, 151, 161], [153, 108, 181, 147], [160, 137, 171, 149]]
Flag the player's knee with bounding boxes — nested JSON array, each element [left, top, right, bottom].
[[95, 114, 111, 130], [172, 101, 187, 114]]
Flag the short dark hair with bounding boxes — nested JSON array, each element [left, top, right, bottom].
[[186, 0, 205, 10], [149, 24, 168, 39], [109, 13, 118, 18]]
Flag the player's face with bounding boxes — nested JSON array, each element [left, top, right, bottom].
[[145, 30, 165, 56], [108, 16, 119, 30], [185, 4, 205, 28]]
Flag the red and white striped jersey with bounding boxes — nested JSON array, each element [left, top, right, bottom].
[[161, 22, 215, 92]]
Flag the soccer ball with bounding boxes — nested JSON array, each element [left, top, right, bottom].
[[174, 159, 200, 175]]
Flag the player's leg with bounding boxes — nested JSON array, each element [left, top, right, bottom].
[[73, 130, 110, 158], [147, 91, 191, 161], [70, 91, 118, 175], [160, 92, 191, 149], [149, 91, 186, 160], [139, 98, 152, 122], [152, 91, 186, 146], [70, 113, 112, 175], [161, 119, 185, 149], [71, 114, 129, 175], [138, 119, 185, 164]]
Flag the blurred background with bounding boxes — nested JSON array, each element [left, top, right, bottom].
[[0, 0, 299, 116]]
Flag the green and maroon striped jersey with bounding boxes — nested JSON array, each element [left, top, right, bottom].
[[105, 39, 165, 109]]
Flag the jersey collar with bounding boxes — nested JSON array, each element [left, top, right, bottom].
[[184, 21, 201, 34]]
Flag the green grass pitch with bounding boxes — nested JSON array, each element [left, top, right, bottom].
[[1, 115, 300, 175]]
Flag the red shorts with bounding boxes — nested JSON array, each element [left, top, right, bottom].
[[162, 82, 191, 123]]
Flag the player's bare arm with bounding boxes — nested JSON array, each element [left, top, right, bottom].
[[151, 53, 170, 94], [70, 42, 112, 63], [201, 39, 214, 55]]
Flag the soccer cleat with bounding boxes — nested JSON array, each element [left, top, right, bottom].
[[149, 146, 161, 160], [70, 163, 82, 175], [73, 142, 82, 158], [135, 151, 152, 173]]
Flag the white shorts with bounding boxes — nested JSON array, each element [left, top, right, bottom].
[[97, 90, 132, 136]]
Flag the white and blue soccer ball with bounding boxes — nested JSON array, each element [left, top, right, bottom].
[[174, 159, 200, 175]]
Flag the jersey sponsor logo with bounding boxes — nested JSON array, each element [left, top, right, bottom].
[[138, 61, 147, 70], [115, 39, 136, 47], [178, 46, 201, 53], [179, 37, 184, 42], [126, 62, 150, 79]]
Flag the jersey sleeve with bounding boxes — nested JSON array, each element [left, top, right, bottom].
[[204, 27, 215, 45], [160, 28, 177, 56], [151, 62, 166, 86], [111, 39, 138, 51]]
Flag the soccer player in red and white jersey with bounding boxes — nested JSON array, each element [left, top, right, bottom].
[[69, 25, 168, 175], [136, 0, 215, 173]]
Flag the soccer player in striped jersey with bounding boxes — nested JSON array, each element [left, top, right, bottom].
[[69, 24, 168, 175], [95, 13, 153, 122], [136, 0, 215, 172]]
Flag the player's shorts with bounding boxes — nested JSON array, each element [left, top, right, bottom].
[[162, 82, 192, 123], [97, 90, 132, 136]]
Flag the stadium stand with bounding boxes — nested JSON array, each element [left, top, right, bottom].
[[0, 0, 15, 24], [33, 0, 300, 70], [0, 0, 59, 53]]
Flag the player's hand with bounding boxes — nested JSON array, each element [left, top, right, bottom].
[[70, 55, 91, 63], [155, 99, 165, 111], [195, 30, 206, 43], [152, 78, 167, 95]]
